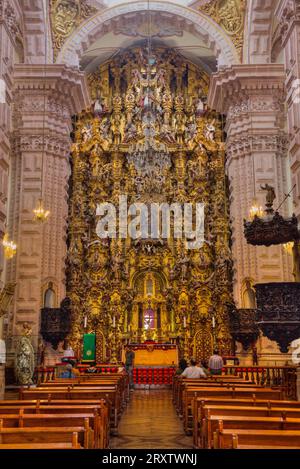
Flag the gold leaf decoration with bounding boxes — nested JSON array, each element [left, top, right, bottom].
[[50, 0, 98, 58], [199, 0, 246, 58]]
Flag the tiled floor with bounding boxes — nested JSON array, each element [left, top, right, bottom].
[[110, 390, 193, 449]]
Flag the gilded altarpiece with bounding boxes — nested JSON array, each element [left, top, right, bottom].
[[67, 47, 233, 363]]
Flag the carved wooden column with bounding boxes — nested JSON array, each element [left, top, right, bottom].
[[6, 65, 90, 351], [208, 65, 293, 307]]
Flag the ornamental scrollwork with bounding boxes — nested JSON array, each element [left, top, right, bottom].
[[50, 0, 97, 58], [199, 0, 246, 58]]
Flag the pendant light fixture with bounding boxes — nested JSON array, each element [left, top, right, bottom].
[[248, 67, 263, 220], [33, 0, 50, 223], [2, 233, 17, 260]]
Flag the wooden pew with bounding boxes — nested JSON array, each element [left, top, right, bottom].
[[46, 373, 130, 406], [173, 376, 250, 413], [0, 442, 82, 449], [0, 425, 91, 448], [192, 396, 300, 447], [20, 388, 119, 434], [195, 404, 300, 448], [0, 403, 110, 448], [183, 387, 282, 434], [0, 412, 106, 448], [0, 432, 82, 449], [203, 415, 300, 449], [176, 379, 259, 416], [215, 428, 300, 449]]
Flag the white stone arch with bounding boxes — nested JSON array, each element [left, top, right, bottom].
[[57, 1, 240, 68]]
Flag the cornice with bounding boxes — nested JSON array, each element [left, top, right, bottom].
[[208, 64, 285, 113], [13, 64, 91, 114]]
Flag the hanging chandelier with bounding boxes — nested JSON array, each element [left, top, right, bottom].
[[248, 197, 264, 220], [33, 14, 50, 224], [2, 233, 17, 259], [283, 241, 294, 255], [33, 198, 50, 223]]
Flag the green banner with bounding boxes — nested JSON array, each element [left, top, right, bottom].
[[82, 333, 96, 362]]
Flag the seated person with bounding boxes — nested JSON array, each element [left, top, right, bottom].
[[200, 359, 209, 376], [176, 358, 188, 375], [60, 362, 80, 378], [61, 342, 75, 362], [181, 359, 207, 379], [208, 350, 224, 375]]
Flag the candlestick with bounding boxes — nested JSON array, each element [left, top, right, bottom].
[[212, 316, 215, 328], [183, 316, 187, 328], [84, 316, 87, 329], [113, 316, 116, 328]]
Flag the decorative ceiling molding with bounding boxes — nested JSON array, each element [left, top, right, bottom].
[[50, 0, 98, 59], [56, 1, 240, 68], [199, 0, 247, 59]]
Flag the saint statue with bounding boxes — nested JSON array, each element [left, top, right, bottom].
[[15, 323, 35, 385], [261, 184, 276, 211]]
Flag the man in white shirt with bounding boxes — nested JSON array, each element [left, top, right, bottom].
[[181, 359, 207, 379]]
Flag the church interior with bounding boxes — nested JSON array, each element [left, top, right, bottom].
[[1, 0, 300, 451]]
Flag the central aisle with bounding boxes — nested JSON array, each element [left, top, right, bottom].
[[110, 390, 193, 449]]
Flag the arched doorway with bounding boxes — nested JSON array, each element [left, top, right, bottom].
[[193, 326, 214, 363]]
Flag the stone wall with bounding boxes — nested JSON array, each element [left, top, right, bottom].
[[4, 65, 90, 355]]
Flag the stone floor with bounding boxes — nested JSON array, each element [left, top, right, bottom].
[[110, 389, 193, 449]]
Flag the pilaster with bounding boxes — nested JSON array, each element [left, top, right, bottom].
[[276, 0, 300, 220], [208, 64, 293, 307], [6, 64, 90, 351]]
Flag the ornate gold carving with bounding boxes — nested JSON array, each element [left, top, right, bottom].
[[67, 47, 233, 362], [199, 0, 246, 58], [50, 0, 97, 58], [14, 323, 35, 385], [0, 283, 16, 317]]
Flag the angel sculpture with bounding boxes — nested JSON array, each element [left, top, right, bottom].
[[204, 121, 216, 141], [196, 98, 205, 116], [94, 99, 103, 117], [82, 123, 92, 143]]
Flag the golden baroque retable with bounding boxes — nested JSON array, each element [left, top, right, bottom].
[[67, 47, 234, 363]]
